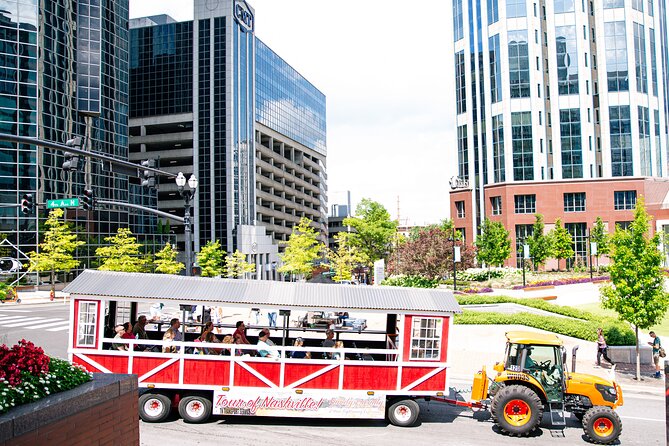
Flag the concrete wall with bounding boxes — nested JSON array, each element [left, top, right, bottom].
[[608, 345, 654, 365], [0, 374, 138, 446]]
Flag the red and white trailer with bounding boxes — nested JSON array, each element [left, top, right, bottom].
[[65, 270, 461, 426]]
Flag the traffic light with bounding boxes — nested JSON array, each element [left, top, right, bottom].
[[81, 189, 96, 211], [141, 159, 156, 188], [62, 152, 81, 171], [20, 193, 34, 215]]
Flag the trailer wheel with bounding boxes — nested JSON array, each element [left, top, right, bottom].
[[178, 395, 213, 424], [582, 406, 622, 444], [491, 385, 543, 436], [138, 392, 172, 423], [387, 398, 420, 427]]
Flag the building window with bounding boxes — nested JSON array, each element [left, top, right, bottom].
[[492, 114, 505, 183], [555, 0, 576, 13], [654, 109, 661, 175], [639, 106, 651, 176], [616, 221, 632, 230], [560, 109, 583, 179], [564, 192, 586, 212], [457, 125, 468, 180], [650, 28, 658, 96], [76, 301, 98, 348], [514, 194, 536, 214], [556, 25, 579, 95], [453, 0, 464, 41], [515, 224, 533, 267], [610, 106, 633, 176], [455, 51, 466, 114], [634, 22, 648, 94], [410, 317, 443, 360], [456, 201, 465, 219], [507, 0, 527, 17], [614, 191, 637, 210], [489, 34, 502, 104], [604, 0, 625, 8], [491, 196, 502, 215], [632, 0, 644, 12], [565, 222, 587, 269], [488, 0, 499, 24], [508, 30, 530, 98], [512, 112, 534, 181]]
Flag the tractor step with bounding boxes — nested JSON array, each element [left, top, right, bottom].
[[548, 402, 566, 426]]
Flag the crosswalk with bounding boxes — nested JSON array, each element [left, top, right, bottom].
[[0, 310, 69, 331]]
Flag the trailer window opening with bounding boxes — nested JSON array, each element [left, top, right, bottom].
[[77, 301, 98, 347], [409, 317, 442, 360]]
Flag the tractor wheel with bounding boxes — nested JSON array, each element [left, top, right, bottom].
[[178, 395, 213, 423], [387, 398, 420, 427], [138, 392, 172, 423], [491, 384, 543, 436], [582, 406, 622, 444]]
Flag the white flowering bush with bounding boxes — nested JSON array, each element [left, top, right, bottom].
[[0, 340, 92, 415]]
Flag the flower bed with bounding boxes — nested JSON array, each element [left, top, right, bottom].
[[512, 275, 610, 290], [0, 340, 91, 414], [457, 287, 494, 294]]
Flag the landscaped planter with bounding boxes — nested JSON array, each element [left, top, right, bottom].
[[0, 373, 138, 446]]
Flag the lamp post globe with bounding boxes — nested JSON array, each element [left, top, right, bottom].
[[188, 175, 198, 190], [175, 172, 186, 189]]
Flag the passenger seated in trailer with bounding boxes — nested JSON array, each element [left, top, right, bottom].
[[162, 318, 182, 353], [233, 321, 251, 345], [321, 329, 335, 359], [290, 337, 310, 359], [333, 340, 347, 360], [202, 331, 222, 355], [257, 329, 279, 358], [221, 335, 233, 356], [133, 315, 155, 351], [112, 325, 127, 351]]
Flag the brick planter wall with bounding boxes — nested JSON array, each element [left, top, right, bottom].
[[0, 374, 138, 446]]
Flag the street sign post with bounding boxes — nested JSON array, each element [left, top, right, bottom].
[[46, 198, 80, 209]]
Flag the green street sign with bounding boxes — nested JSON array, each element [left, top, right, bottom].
[[46, 198, 80, 209]]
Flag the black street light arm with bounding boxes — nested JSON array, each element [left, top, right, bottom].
[[0, 133, 173, 178]]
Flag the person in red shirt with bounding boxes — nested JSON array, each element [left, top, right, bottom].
[[233, 321, 250, 344]]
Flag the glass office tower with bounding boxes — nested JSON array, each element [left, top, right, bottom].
[[0, 0, 136, 272], [450, 0, 669, 267]]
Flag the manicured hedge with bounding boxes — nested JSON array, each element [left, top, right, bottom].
[[454, 296, 636, 346]]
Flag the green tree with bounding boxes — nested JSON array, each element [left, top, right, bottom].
[[601, 198, 669, 380], [96, 228, 148, 272], [327, 232, 366, 282], [278, 217, 325, 280], [527, 214, 550, 270], [154, 242, 184, 275], [548, 218, 574, 271], [27, 209, 85, 291], [475, 219, 511, 268], [196, 240, 225, 277], [590, 217, 610, 270], [225, 250, 256, 278], [343, 199, 397, 271]]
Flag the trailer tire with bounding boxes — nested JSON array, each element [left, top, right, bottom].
[[491, 384, 543, 436], [138, 392, 172, 423], [582, 406, 622, 444], [178, 395, 213, 423], [387, 398, 420, 427]]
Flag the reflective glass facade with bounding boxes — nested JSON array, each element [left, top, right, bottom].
[[130, 21, 193, 117], [489, 34, 502, 104], [511, 111, 533, 181], [554, 0, 575, 13], [560, 109, 583, 179], [634, 22, 648, 93], [609, 105, 633, 177], [604, 22, 628, 92], [556, 26, 579, 95], [455, 50, 466, 114], [506, 0, 526, 18], [508, 30, 529, 98], [457, 125, 468, 180], [453, 0, 464, 42], [255, 39, 326, 156], [492, 114, 505, 183], [639, 105, 651, 175]]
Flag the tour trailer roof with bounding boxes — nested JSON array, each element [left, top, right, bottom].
[[64, 270, 462, 315]]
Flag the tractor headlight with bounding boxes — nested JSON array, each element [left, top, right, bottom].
[[595, 384, 617, 403]]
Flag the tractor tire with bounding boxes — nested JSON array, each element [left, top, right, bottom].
[[491, 384, 543, 436], [582, 406, 622, 444], [178, 395, 213, 423], [138, 392, 172, 423], [387, 398, 420, 427]]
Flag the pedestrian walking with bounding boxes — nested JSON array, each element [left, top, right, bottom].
[[596, 327, 614, 367], [648, 331, 663, 378]]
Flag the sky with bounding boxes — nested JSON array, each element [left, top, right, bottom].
[[129, 0, 456, 226]]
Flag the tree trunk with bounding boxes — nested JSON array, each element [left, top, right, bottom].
[[635, 325, 641, 381], [50, 270, 55, 295]]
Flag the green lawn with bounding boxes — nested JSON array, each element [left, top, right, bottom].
[[573, 302, 669, 338]]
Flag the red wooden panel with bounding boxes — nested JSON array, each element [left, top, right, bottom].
[[86, 354, 129, 374], [132, 357, 179, 383], [283, 363, 333, 387], [411, 369, 447, 392], [440, 317, 450, 363], [233, 363, 280, 388], [401, 366, 439, 389], [343, 365, 398, 390], [294, 365, 340, 389], [73, 355, 103, 373], [183, 359, 230, 385]]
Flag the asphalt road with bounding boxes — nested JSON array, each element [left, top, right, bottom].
[[2, 303, 665, 445]]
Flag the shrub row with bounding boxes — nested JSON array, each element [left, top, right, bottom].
[[454, 310, 636, 346], [381, 275, 440, 289], [456, 295, 594, 320], [457, 268, 517, 282], [512, 275, 610, 290]]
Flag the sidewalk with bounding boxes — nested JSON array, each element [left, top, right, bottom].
[[2, 289, 70, 305]]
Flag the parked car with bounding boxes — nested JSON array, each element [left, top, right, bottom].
[[0, 258, 22, 274]]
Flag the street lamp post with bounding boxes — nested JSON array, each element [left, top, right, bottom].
[[176, 172, 198, 276], [450, 235, 459, 291]]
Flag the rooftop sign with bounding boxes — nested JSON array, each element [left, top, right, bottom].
[[234, 0, 254, 33]]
